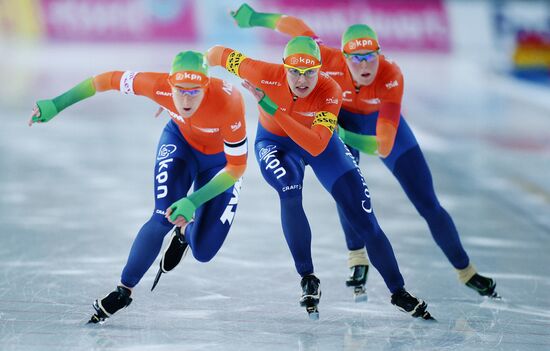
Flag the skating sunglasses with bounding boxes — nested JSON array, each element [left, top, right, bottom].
[[344, 51, 379, 63], [283, 64, 322, 77], [174, 87, 203, 96]]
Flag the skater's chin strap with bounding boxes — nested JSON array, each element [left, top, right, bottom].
[[457, 263, 477, 284]]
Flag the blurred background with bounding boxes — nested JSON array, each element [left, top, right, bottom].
[[1, 1, 549, 350], [2, 0, 550, 93]]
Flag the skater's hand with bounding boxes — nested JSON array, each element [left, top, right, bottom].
[[241, 80, 264, 101], [165, 206, 189, 227], [28, 105, 41, 126], [230, 3, 257, 28], [166, 209, 188, 227], [166, 197, 196, 226], [242, 81, 278, 116], [28, 100, 58, 126]]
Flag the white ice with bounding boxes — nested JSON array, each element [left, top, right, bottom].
[[1, 22, 550, 351]]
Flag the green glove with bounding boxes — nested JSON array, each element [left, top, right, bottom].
[[33, 99, 59, 123], [231, 3, 281, 29], [169, 171, 238, 222], [338, 127, 378, 156], [32, 77, 96, 124], [231, 3, 256, 28], [169, 197, 197, 222]]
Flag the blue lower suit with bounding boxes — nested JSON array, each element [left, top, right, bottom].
[[255, 123, 404, 293], [337, 109, 469, 270], [121, 120, 241, 288]]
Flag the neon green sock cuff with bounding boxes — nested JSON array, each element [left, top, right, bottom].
[[52, 77, 96, 113], [186, 171, 237, 208]]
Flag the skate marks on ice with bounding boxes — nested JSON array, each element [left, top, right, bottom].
[[333, 303, 549, 350], [1, 56, 549, 351]]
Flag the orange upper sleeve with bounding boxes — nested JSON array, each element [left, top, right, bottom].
[[275, 15, 317, 38], [272, 110, 335, 156], [93, 71, 166, 101], [378, 102, 401, 129], [214, 47, 282, 87], [376, 58, 404, 129], [236, 57, 282, 87], [377, 58, 404, 105], [271, 77, 343, 156], [126, 72, 166, 99], [219, 86, 248, 179]]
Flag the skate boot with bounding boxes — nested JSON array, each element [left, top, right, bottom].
[[466, 273, 500, 298], [151, 226, 189, 291], [88, 286, 132, 324], [300, 275, 321, 320], [346, 265, 369, 302], [391, 288, 435, 321]]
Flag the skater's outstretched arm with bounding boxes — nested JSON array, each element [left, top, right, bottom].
[[29, 70, 248, 225], [28, 71, 159, 126], [208, 46, 341, 157], [29, 74, 107, 126], [230, 3, 318, 40], [229, 5, 403, 158]]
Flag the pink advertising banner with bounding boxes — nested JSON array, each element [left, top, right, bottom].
[[39, 0, 197, 41], [263, 0, 451, 52]]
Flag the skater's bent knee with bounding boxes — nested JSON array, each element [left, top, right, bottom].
[[192, 250, 215, 263]]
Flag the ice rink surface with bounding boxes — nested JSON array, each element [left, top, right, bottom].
[[1, 42, 549, 350]]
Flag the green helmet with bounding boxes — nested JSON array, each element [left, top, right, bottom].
[[283, 36, 321, 66], [170, 51, 209, 76], [341, 24, 380, 54]]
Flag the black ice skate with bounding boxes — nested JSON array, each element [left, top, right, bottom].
[[466, 273, 500, 298], [346, 265, 369, 302], [151, 226, 189, 291], [300, 275, 321, 320], [88, 286, 132, 324], [391, 288, 435, 321]]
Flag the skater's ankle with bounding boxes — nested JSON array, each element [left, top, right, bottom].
[[348, 248, 369, 267], [118, 283, 133, 294], [392, 287, 406, 296], [456, 263, 477, 284]]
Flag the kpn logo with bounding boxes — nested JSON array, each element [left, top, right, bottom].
[[349, 39, 373, 50], [175, 72, 203, 81], [290, 56, 317, 66]]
